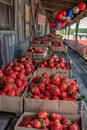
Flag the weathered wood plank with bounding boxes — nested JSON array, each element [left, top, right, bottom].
[[4, 34, 10, 65], [0, 35, 6, 65]]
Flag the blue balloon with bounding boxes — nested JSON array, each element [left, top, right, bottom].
[[66, 8, 73, 18], [55, 21, 58, 26], [71, 13, 74, 19]]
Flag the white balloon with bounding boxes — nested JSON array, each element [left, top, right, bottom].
[[62, 16, 66, 20], [73, 6, 79, 14], [66, 16, 70, 20]]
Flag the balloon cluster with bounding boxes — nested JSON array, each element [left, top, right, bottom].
[[49, 1, 86, 29]]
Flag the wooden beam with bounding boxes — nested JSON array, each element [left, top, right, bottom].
[[0, 0, 12, 6], [42, 3, 72, 9], [40, 6, 57, 12], [41, 0, 79, 4], [41, 1, 75, 7]]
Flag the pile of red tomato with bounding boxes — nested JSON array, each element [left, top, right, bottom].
[[27, 72, 81, 101], [0, 56, 39, 96], [40, 54, 70, 70], [27, 47, 45, 53], [19, 110, 80, 130]]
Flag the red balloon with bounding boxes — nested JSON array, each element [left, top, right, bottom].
[[61, 9, 67, 16], [49, 22, 55, 26], [52, 22, 55, 26], [78, 2, 86, 10], [62, 20, 67, 26], [56, 12, 63, 19], [49, 22, 53, 27]]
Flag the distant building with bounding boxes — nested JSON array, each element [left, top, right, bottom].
[[73, 33, 87, 40]]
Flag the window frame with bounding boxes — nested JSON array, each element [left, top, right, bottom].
[[0, 0, 15, 31]]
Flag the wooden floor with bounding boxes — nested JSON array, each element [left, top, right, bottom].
[[68, 48, 87, 99], [0, 47, 87, 130]]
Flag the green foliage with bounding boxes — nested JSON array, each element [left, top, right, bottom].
[[70, 28, 87, 35], [56, 28, 87, 35]]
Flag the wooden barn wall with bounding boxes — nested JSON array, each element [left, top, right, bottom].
[[0, 32, 16, 67], [0, 0, 49, 67], [0, 0, 29, 67]]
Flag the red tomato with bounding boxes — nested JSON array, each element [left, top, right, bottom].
[[45, 90, 51, 98], [15, 79, 22, 88], [6, 76, 15, 83], [61, 118, 71, 125], [41, 77, 50, 85], [7, 90, 15, 96], [43, 118, 50, 127], [0, 90, 6, 95], [31, 119, 41, 128], [20, 57, 26, 62], [62, 124, 67, 130], [50, 122, 63, 130], [19, 64, 24, 69], [70, 91, 80, 100], [49, 63, 55, 68], [31, 87, 40, 95], [4, 83, 12, 92], [50, 74, 60, 86], [32, 76, 41, 83], [38, 82, 45, 93], [8, 72, 16, 79], [59, 82, 68, 91], [68, 85, 77, 93], [18, 86, 25, 92], [51, 86, 60, 96], [50, 113, 62, 121], [29, 82, 35, 88], [38, 110, 48, 119], [17, 73, 25, 80], [60, 91, 68, 99], [51, 96, 59, 100], [42, 96, 49, 100], [68, 122, 79, 130], [42, 72, 49, 78], [13, 66, 20, 71], [46, 83, 54, 90]]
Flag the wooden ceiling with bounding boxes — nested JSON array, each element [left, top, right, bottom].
[[40, 0, 87, 26]]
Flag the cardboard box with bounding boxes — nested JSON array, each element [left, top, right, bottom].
[[24, 95, 83, 115], [30, 42, 51, 48], [0, 89, 26, 113], [51, 45, 68, 53], [36, 67, 72, 77], [24, 72, 83, 115], [51, 46, 63, 52], [29, 44, 51, 55], [15, 112, 82, 130], [26, 49, 48, 60], [51, 39, 63, 43]]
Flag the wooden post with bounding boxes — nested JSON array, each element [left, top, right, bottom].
[[75, 19, 80, 50], [68, 26, 70, 40], [65, 27, 67, 39]]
